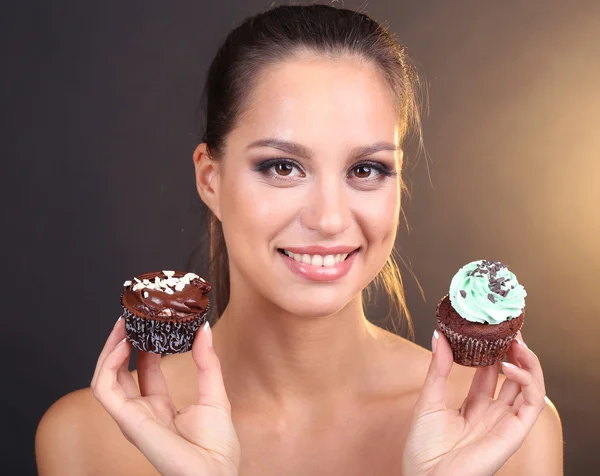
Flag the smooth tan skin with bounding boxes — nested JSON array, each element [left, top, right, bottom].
[[36, 54, 563, 475]]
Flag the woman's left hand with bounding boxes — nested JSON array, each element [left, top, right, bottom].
[[402, 330, 546, 476]]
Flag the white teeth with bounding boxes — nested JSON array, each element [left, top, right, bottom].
[[282, 249, 354, 267], [310, 255, 323, 266]]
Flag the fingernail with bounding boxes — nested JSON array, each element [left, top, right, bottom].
[[114, 315, 122, 328], [432, 329, 439, 354], [119, 337, 128, 346], [502, 361, 518, 370], [203, 321, 213, 348], [515, 338, 528, 349]]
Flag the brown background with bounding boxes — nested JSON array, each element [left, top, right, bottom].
[[2, 0, 599, 474]]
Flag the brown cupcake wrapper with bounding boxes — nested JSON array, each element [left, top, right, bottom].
[[437, 319, 517, 367], [122, 307, 208, 355]]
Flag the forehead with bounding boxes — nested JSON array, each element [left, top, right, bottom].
[[231, 53, 400, 148]]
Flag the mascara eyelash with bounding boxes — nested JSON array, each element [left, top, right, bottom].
[[350, 161, 398, 178], [253, 158, 303, 174]]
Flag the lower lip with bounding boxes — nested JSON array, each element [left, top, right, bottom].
[[279, 250, 358, 282]]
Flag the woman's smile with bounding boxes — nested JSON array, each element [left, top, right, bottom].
[[277, 246, 360, 282]]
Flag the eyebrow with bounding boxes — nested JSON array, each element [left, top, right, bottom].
[[246, 138, 398, 160]]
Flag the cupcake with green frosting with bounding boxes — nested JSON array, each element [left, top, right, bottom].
[[436, 259, 526, 367]]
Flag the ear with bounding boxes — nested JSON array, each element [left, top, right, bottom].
[[193, 143, 221, 220]]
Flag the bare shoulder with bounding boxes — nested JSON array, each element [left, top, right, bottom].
[[35, 353, 195, 475], [35, 383, 157, 475], [370, 324, 479, 405]]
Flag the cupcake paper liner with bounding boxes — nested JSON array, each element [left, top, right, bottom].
[[122, 307, 207, 355], [437, 319, 517, 367]]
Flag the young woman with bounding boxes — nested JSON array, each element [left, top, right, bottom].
[[36, 5, 563, 475]]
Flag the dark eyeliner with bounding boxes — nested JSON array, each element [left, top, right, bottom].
[[351, 160, 398, 177], [253, 158, 302, 173]]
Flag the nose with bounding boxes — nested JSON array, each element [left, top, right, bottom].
[[300, 177, 352, 236]]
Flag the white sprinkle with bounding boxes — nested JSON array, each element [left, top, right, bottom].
[[184, 272, 199, 281], [134, 277, 142, 283], [180, 276, 190, 285], [154, 276, 161, 286], [200, 277, 205, 282], [132, 283, 145, 291], [175, 282, 185, 292], [163, 270, 175, 278], [146, 283, 158, 290], [123, 280, 132, 287], [164, 287, 174, 295], [158, 309, 172, 317], [143, 291, 149, 298], [142, 279, 150, 285], [166, 277, 178, 287]]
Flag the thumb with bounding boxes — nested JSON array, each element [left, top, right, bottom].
[[191, 321, 231, 413], [415, 329, 454, 413]]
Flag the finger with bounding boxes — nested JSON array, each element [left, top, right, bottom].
[[137, 351, 171, 398], [93, 337, 133, 416], [466, 361, 501, 403], [500, 362, 546, 427], [513, 334, 546, 396], [91, 316, 126, 387], [116, 340, 141, 398], [497, 376, 521, 406], [497, 340, 523, 405], [192, 322, 231, 413], [414, 329, 453, 413], [497, 335, 546, 406]]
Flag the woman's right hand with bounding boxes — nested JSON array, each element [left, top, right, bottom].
[[91, 317, 240, 476]]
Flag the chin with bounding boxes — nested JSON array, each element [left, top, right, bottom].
[[271, 288, 360, 319]]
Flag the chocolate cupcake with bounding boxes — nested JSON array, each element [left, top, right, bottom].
[[121, 270, 210, 355], [436, 260, 526, 367]]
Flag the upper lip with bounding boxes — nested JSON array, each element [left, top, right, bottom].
[[278, 245, 359, 255]]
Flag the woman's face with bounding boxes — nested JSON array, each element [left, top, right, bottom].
[[210, 54, 402, 317]]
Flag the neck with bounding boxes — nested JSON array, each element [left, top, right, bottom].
[[211, 285, 379, 410]]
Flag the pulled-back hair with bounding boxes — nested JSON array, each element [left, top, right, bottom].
[[196, 4, 422, 338]]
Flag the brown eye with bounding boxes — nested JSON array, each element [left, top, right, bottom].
[[275, 163, 294, 176], [353, 165, 372, 178]]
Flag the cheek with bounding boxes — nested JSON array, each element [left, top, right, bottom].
[[353, 183, 401, 246], [219, 171, 298, 249]]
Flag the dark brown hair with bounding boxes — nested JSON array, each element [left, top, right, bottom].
[[196, 4, 422, 337]]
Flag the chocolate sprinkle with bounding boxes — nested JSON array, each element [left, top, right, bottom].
[[468, 260, 515, 300], [460, 290, 466, 298]]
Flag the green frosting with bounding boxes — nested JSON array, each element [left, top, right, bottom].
[[448, 260, 526, 324]]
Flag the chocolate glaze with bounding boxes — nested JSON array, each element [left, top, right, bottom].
[[121, 271, 210, 321]]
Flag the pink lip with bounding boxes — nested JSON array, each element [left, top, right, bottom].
[[279, 249, 358, 282], [279, 245, 359, 255]]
